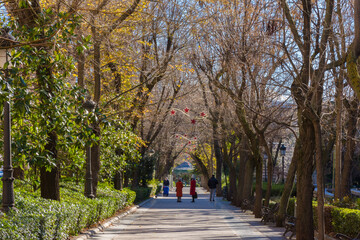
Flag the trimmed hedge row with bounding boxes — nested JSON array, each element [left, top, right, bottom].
[[285, 199, 360, 237], [330, 206, 360, 237], [133, 184, 162, 204], [311, 202, 360, 238], [0, 182, 136, 240]]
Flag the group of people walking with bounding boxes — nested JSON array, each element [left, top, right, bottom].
[[163, 174, 218, 202]]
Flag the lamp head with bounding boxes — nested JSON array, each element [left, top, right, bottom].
[[280, 144, 286, 156]]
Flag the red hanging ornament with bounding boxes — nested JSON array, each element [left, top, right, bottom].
[[191, 119, 196, 124], [200, 112, 206, 117], [194, 137, 197, 140], [184, 107, 189, 113], [171, 110, 176, 115]]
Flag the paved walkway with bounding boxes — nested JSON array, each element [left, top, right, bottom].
[[87, 188, 286, 240]]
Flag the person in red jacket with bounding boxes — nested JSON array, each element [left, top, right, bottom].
[[190, 175, 196, 202], [176, 178, 183, 202]]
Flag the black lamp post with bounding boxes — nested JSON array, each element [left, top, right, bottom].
[[263, 153, 268, 182], [280, 144, 286, 184], [83, 99, 96, 198], [0, 28, 15, 212]]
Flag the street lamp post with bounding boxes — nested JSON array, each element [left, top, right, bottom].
[[0, 29, 15, 212], [83, 99, 96, 198], [280, 144, 286, 184], [263, 153, 268, 182]]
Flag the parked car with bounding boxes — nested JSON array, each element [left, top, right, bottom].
[[0, 168, 3, 178]]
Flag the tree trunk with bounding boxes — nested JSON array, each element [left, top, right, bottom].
[[222, 139, 237, 201], [260, 133, 273, 207], [276, 140, 298, 227], [235, 136, 249, 206], [228, 158, 237, 202], [341, 98, 359, 196], [92, 15, 101, 104], [124, 171, 129, 188], [91, 125, 101, 196], [40, 131, 60, 200], [191, 153, 210, 182], [13, 167, 24, 180], [214, 138, 222, 196], [236, 157, 246, 206], [242, 156, 255, 200], [354, 0, 360, 59], [89, 14, 102, 196], [264, 155, 273, 207], [254, 158, 263, 218], [114, 171, 123, 190], [40, 166, 60, 200], [108, 62, 122, 93], [296, 117, 315, 240], [334, 75, 343, 199], [77, 50, 85, 88], [314, 119, 325, 240]]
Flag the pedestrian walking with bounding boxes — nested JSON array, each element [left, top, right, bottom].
[[163, 177, 169, 197], [207, 174, 218, 201], [176, 178, 183, 202], [190, 175, 196, 202]]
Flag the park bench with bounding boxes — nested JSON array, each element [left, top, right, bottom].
[[334, 233, 360, 240], [283, 215, 296, 239], [241, 197, 255, 212], [261, 203, 279, 224]]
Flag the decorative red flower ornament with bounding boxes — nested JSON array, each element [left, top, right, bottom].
[[194, 137, 197, 140], [188, 141, 191, 144], [191, 119, 196, 124], [171, 110, 176, 115], [184, 107, 189, 113], [200, 112, 206, 117]]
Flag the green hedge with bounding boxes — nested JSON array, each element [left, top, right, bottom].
[[252, 183, 297, 199], [0, 182, 135, 240], [133, 183, 161, 204], [331, 207, 360, 237], [311, 201, 360, 238], [287, 197, 296, 216]]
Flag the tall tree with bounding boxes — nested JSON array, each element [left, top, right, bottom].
[[279, 0, 334, 238]]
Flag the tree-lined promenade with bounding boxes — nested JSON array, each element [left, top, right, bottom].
[[0, 0, 360, 239]]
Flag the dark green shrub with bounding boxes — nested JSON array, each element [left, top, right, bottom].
[[133, 181, 160, 203], [332, 196, 359, 210], [313, 200, 360, 236], [0, 181, 136, 240], [133, 187, 152, 203], [331, 207, 360, 237], [253, 183, 296, 198], [287, 198, 296, 216]]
